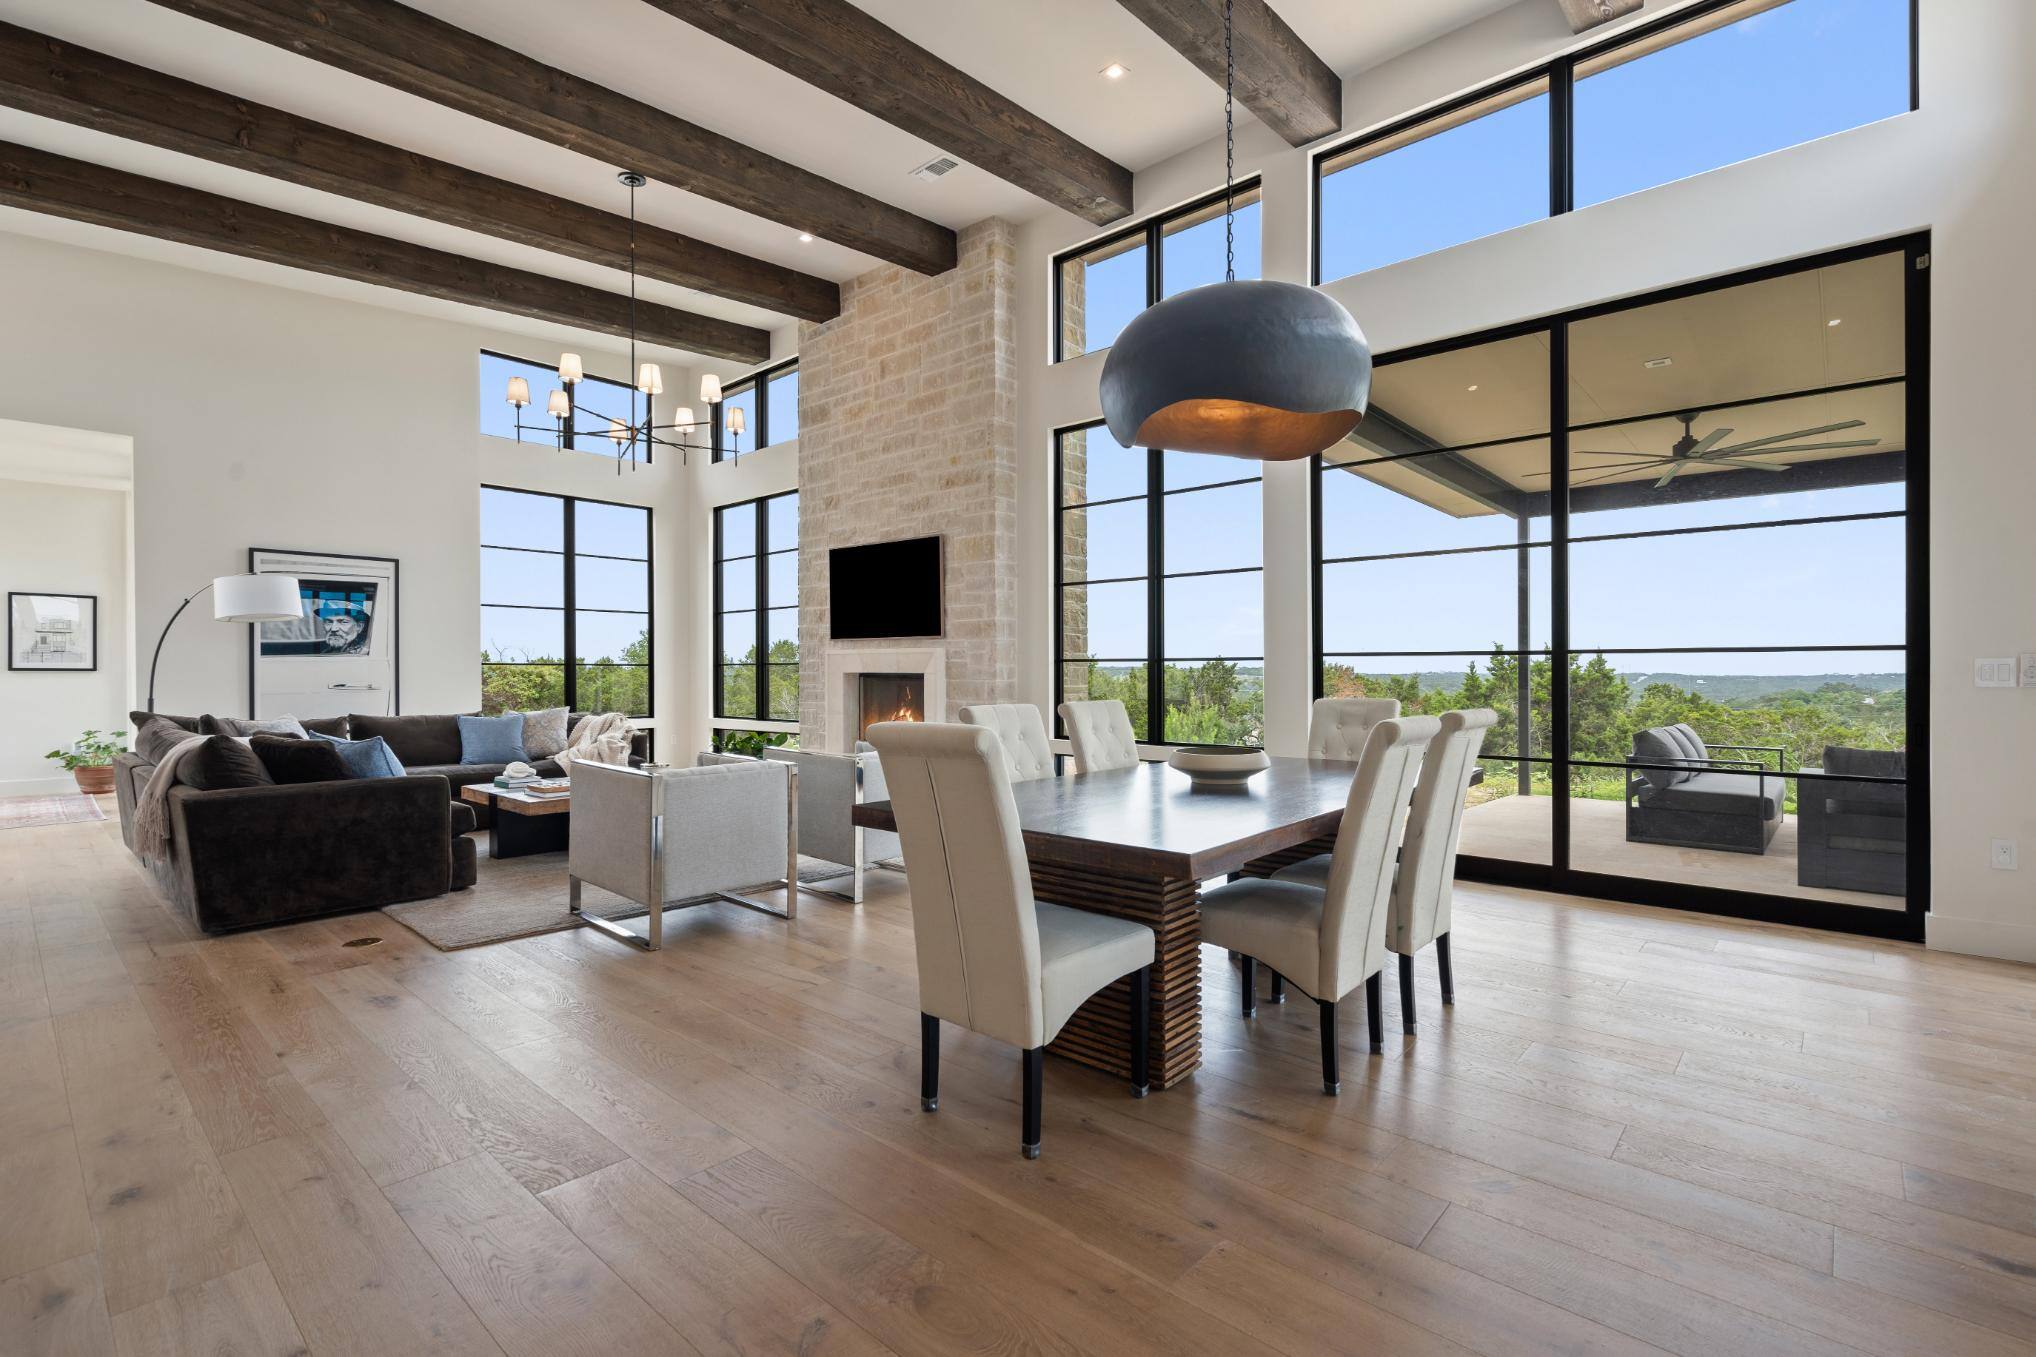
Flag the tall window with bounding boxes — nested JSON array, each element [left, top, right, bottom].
[[715, 491, 800, 724], [1056, 423, 1263, 745], [1316, 0, 1913, 284], [478, 352, 645, 459], [1313, 240, 1923, 929], [1055, 182, 1262, 362], [713, 358, 799, 461], [480, 487, 652, 716]]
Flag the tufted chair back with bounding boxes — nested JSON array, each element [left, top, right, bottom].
[[958, 704, 1055, 782], [1316, 716, 1437, 1000], [1057, 699, 1140, 774], [1308, 697, 1401, 760]]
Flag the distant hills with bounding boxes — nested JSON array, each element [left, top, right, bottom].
[[1082, 663, 1906, 707]]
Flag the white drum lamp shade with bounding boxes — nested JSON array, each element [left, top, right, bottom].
[[212, 573, 304, 623]]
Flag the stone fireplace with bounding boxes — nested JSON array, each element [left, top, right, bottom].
[[857, 673, 924, 742]]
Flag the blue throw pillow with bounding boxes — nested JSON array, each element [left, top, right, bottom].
[[457, 712, 528, 765], [309, 731, 407, 778]]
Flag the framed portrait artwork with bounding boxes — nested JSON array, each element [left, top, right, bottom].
[[8, 592, 97, 671], [247, 548, 400, 720]]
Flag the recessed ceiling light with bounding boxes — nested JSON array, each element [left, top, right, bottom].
[[1100, 62, 1129, 80], [1643, 356, 1673, 369], [797, 232, 814, 243], [1827, 317, 1842, 327], [1466, 384, 1479, 392]]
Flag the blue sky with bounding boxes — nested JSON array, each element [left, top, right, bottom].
[[479, 488, 651, 662]]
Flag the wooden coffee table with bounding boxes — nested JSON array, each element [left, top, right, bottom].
[[459, 782, 571, 859]]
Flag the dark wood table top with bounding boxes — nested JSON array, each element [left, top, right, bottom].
[[851, 756, 1359, 880]]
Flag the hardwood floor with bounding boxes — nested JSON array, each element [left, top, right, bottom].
[[5, 806, 2036, 1355]]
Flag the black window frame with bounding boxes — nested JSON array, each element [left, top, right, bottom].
[[480, 349, 646, 460], [712, 489, 800, 724], [1053, 421, 1265, 748], [1309, 234, 1931, 942], [712, 356, 799, 463], [479, 484, 655, 718], [1051, 177, 1265, 365], [1310, 0, 1921, 286]]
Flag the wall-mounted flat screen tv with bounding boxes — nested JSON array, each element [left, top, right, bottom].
[[829, 536, 943, 639]]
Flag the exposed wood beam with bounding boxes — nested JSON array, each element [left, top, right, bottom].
[[1553, 0, 1644, 35], [0, 23, 838, 322], [0, 139, 772, 363], [1112, 0, 1340, 148], [144, 0, 958, 275], [640, 0, 1133, 225]]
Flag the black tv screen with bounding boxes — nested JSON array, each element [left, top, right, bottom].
[[829, 536, 943, 639]]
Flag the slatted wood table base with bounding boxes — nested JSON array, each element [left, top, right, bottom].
[[1033, 862, 1201, 1089], [1232, 834, 1338, 880]]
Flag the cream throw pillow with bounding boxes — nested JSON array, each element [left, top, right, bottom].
[[521, 706, 570, 760]]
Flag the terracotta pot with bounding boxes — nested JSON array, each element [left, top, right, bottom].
[[73, 765, 115, 795]]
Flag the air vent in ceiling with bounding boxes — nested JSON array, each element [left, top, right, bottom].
[[910, 156, 960, 182]]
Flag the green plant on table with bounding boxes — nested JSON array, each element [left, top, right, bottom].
[[46, 729, 127, 771]]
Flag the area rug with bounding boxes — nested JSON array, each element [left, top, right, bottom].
[[0, 793, 108, 831], [381, 844, 841, 951]]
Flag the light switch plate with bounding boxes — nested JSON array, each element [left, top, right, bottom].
[[1976, 658, 2017, 688], [2021, 653, 2036, 687]]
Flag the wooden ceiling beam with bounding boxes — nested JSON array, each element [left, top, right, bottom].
[[144, 0, 958, 275], [0, 138, 773, 363], [641, 0, 1133, 224], [0, 22, 838, 322], [1112, 0, 1340, 148]]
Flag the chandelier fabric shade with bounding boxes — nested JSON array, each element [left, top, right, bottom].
[[504, 375, 531, 409], [1100, 280, 1371, 461]]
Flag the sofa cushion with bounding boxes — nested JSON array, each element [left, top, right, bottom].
[[1631, 728, 1686, 791], [521, 707, 570, 759], [200, 713, 309, 739], [458, 712, 528, 765], [1824, 745, 1906, 780], [136, 717, 201, 764], [130, 710, 200, 733], [350, 714, 462, 766], [252, 733, 350, 784], [310, 731, 407, 778], [183, 735, 274, 790], [449, 801, 478, 836], [1642, 771, 1786, 819]]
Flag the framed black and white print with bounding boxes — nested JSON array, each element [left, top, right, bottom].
[[8, 592, 97, 671]]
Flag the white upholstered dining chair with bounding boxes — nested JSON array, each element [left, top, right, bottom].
[[1276, 707, 1497, 1035], [1308, 697, 1400, 759], [1057, 698, 1139, 774], [868, 720, 1155, 1159], [1197, 716, 1437, 1093], [958, 703, 1055, 782]]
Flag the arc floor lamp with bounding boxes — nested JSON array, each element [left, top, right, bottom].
[[145, 573, 303, 714]]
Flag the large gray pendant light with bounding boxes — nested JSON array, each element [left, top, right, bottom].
[[1099, 0, 1370, 462]]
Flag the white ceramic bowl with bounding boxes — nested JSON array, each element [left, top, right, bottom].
[[1167, 746, 1270, 786]]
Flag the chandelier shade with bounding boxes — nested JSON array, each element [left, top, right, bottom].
[[1099, 279, 1370, 460]]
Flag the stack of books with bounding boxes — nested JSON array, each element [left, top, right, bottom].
[[522, 778, 571, 799], [493, 772, 540, 789]]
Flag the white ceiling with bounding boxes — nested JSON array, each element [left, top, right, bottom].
[[0, 0, 1523, 363]]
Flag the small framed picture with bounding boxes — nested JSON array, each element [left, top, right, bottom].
[[9, 593, 97, 671]]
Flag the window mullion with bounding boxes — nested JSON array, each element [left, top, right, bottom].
[[1550, 53, 1575, 216], [754, 499, 771, 722], [562, 496, 578, 710], [1148, 443, 1165, 744]]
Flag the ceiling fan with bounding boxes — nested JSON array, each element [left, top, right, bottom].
[[1538, 412, 1882, 489]]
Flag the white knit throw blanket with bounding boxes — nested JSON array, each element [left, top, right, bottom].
[[552, 712, 634, 776], [133, 736, 207, 862]]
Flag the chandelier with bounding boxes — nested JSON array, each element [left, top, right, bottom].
[[502, 171, 746, 470]]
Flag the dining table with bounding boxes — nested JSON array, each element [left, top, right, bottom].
[[852, 755, 1360, 1090]]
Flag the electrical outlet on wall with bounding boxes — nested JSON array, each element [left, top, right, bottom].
[[2020, 653, 2036, 687], [1991, 838, 2018, 870]]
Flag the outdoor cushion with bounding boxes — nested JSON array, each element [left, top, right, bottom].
[[1824, 745, 1906, 779], [1631, 727, 1688, 790], [458, 713, 528, 765], [310, 731, 408, 778], [1640, 771, 1786, 819]]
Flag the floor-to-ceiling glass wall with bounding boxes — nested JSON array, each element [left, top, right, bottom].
[[1314, 241, 1923, 935]]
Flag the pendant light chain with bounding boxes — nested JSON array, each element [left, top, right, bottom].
[[1223, 0, 1235, 284]]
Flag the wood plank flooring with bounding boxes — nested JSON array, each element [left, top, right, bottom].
[[4, 805, 2035, 1355]]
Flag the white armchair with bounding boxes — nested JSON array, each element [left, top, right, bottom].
[[763, 744, 902, 902], [567, 759, 797, 951]]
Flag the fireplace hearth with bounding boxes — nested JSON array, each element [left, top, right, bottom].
[[858, 673, 924, 742]]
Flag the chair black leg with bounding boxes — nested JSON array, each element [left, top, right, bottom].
[[1240, 956, 1257, 1018], [920, 1013, 939, 1112], [1437, 932, 1455, 1005], [1130, 966, 1151, 1098], [1319, 999, 1340, 1095], [1021, 1047, 1043, 1159], [1366, 972, 1383, 1054], [1269, 970, 1285, 1004], [1399, 953, 1416, 1035]]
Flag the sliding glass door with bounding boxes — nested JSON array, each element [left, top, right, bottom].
[[1314, 240, 1926, 937]]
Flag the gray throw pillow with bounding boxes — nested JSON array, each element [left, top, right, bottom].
[[200, 713, 309, 739], [521, 706, 570, 760]]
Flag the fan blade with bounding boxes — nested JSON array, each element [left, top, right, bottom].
[[1569, 449, 1660, 458], [1711, 420, 1866, 453], [1652, 463, 1690, 489], [1691, 426, 1733, 454], [1701, 438, 1881, 457], [1523, 458, 1668, 478], [1705, 458, 1790, 472], [1567, 463, 1671, 487]]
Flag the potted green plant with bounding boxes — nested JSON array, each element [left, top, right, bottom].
[[46, 729, 126, 795]]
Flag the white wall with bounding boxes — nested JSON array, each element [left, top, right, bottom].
[[0, 230, 695, 753], [1014, 0, 2036, 959], [0, 476, 131, 794]]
